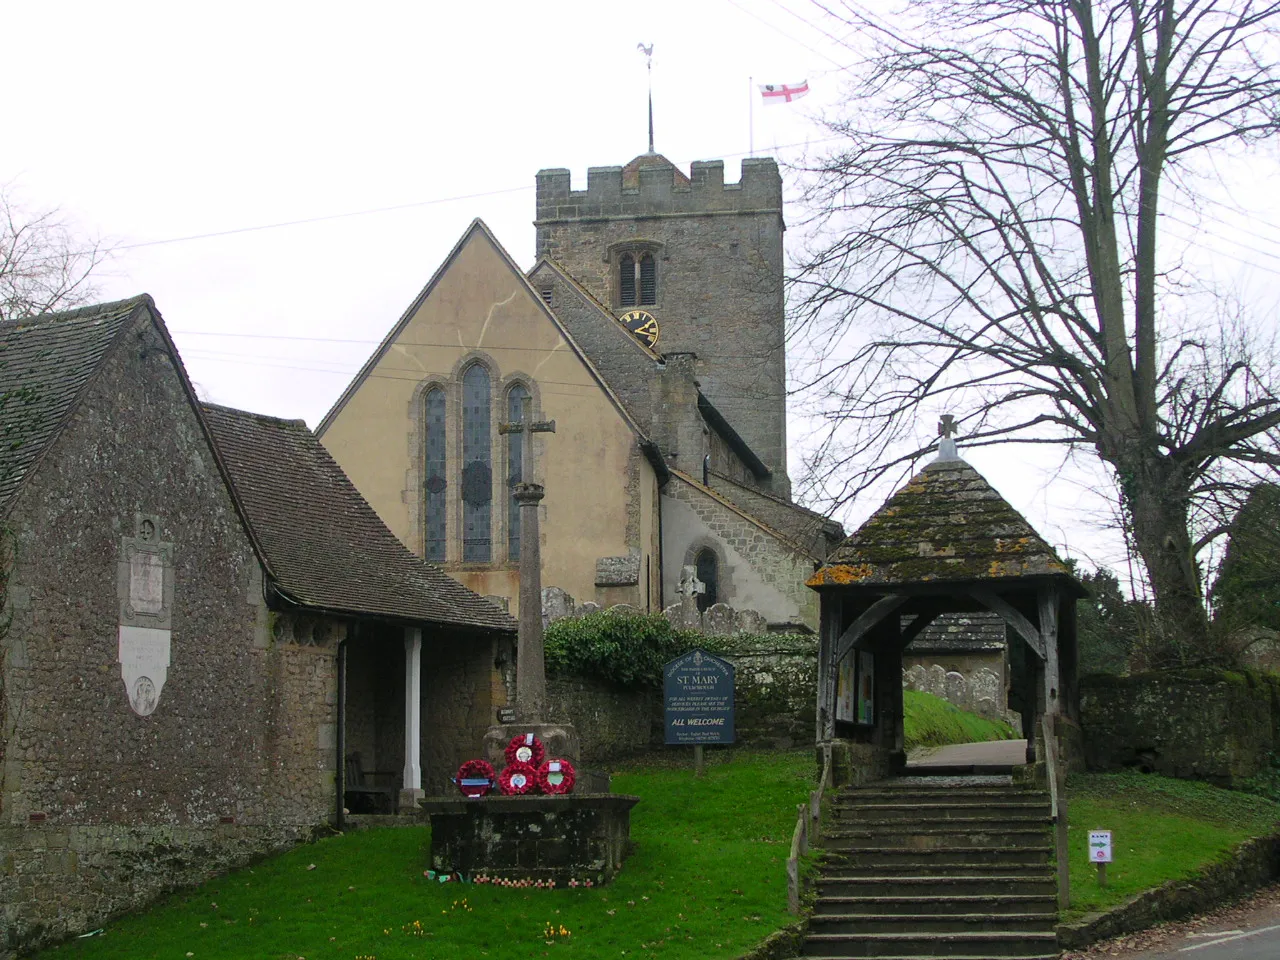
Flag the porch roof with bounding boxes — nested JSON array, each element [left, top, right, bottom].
[[202, 403, 517, 633]]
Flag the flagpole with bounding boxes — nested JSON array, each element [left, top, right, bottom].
[[749, 75, 755, 157]]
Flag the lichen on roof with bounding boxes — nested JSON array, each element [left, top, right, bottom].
[[807, 457, 1074, 589]]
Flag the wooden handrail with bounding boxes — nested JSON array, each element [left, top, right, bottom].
[[787, 745, 832, 916], [786, 802, 807, 915], [1042, 713, 1070, 910]]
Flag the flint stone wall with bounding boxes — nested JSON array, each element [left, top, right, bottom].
[[0, 316, 336, 957], [543, 590, 818, 762], [1081, 669, 1280, 785]]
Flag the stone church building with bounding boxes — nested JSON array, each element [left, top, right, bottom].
[[320, 153, 842, 630]]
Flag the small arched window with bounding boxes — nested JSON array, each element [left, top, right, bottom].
[[696, 548, 719, 613], [423, 386, 447, 561], [639, 253, 657, 305], [619, 253, 637, 307], [506, 382, 530, 561], [461, 363, 492, 562]]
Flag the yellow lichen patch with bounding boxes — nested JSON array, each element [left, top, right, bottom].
[[988, 559, 1028, 577], [994, 537, 1032, 553], [807, 563, 876, 586]]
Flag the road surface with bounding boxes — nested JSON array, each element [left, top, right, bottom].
[[1061, 884, 1280, 959]]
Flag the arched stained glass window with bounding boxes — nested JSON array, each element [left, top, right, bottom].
[[461, 364, 492, 562], [506, 383, 530, 561], [619, 253, 637, 307], [423, 387, 447, 562], [696, 548, 719, 613], [639, 253, 656, 305]]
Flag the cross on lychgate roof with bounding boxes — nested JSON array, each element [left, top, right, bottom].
[[938, 414, 958, 439], [499, 396, 556, 484]]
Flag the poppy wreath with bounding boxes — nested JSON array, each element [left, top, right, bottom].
[[498, 761, 538, 795], [454, 758, 496, 798], [536, 758, 576, 795], [504, 732, 545, 768]]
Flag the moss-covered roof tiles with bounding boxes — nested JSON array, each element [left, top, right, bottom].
[[807, 456, 1073, 589]]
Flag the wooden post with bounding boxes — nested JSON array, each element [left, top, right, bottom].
[[694, 744, 705, 778], [816, 594, 841, 743], [1097, 861, 1107, 887], [1039, 586, 1061, 717]]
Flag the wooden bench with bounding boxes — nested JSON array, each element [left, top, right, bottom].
[[344, 752, 399, 814]]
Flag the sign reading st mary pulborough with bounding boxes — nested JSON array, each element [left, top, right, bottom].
[[663, 649, 735, 745]]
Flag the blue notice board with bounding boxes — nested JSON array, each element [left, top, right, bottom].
[[663, 649, 735, 745]]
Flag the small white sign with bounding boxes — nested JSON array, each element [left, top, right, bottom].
[[1089, 830, 1113, 863]]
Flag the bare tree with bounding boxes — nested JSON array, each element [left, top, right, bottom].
[[792, 0, 1280, 659], [0, 188, 104, 321]]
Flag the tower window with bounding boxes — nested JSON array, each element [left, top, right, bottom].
[[540, 286, 553, 307], [619, 253, 637, 307], [506, 382, 530, 561], [639, 253, 656, 305], [423, 387, 447, 561], [461, 363, 492, 562], [695, 548, 719, 612]]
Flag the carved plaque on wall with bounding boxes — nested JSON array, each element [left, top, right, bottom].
[[116, 514, 174, 717]]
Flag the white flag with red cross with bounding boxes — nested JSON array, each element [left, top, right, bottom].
[[759, 81, 809, 105]]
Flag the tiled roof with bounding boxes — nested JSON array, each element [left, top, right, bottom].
[[201, 403, 517, 633], [808, 456, 1076, 589], [0, 296, 148, 512], [907, 612, 1007, 654]]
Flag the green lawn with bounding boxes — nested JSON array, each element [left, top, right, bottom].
[[1064, 771, 1280, 919], [903, 689, 1019, 749], [39, 750, 816, 960]]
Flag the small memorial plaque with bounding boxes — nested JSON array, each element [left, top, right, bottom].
[[663, 649, 735, 745], [497, 707, 517, 724]]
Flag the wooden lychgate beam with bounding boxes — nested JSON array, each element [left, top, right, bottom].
[[834, 594, 908, 663], [971, 588, 1046, 660]]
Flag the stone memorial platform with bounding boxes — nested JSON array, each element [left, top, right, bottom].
[[419, 793, 640, 884]]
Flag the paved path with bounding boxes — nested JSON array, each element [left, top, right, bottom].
[[906, 738, 1029, 768]]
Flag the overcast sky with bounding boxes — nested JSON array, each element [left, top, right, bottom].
[[6, 0, 1280, 581]]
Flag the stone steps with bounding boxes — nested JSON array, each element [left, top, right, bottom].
[[815, 894, 1056, 916], [821, 846, 1052, 871], [802, 773, 1058, 960]]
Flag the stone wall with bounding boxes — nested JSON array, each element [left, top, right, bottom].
[[661, 475, 819, 630], [541, 592, 819, 762], [0, 316, 335, 955], [1081, 670, 1280, 785]]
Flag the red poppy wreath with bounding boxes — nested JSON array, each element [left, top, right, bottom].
[[454, 758, 495, 798], [536, 758, 576, 795], [498, 761, 538, 795], [504, 732, 545, 768]]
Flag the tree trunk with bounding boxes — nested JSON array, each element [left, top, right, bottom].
[[1119, 454, 1211, 662]]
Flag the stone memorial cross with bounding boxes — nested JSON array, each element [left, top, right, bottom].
[[498, 396, 556, 721]]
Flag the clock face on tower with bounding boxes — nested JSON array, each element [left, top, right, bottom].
[[619, 309, 660, 349]]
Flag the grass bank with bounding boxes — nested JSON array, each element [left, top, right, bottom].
[[1064, 771, 1280, 920], [38, 750, 815, 960], [903, 689, 1019, 749]]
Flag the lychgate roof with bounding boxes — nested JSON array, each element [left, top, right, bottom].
[[202, 403, 517, 634], [808, 456, 1074, 589]]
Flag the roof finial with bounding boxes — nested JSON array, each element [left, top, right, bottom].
[[638, 43, 655, 153], [937, 414, 960, 461]]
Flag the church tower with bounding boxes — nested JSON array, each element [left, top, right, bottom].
[[534, 153, 790, 495]]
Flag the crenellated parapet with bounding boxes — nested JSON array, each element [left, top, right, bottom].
[[535, 157, 783, 224]]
